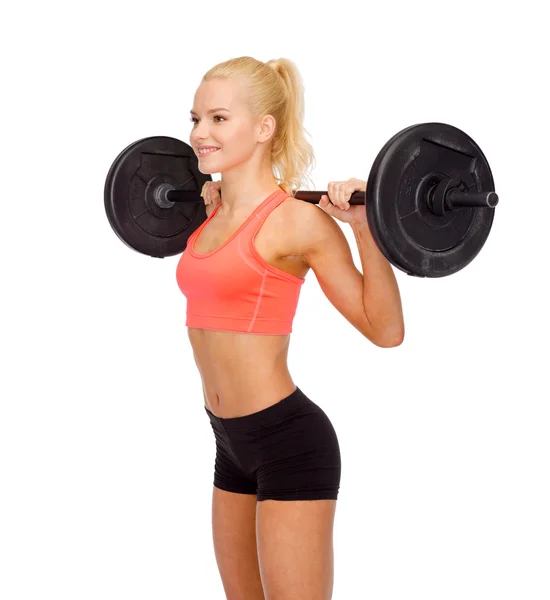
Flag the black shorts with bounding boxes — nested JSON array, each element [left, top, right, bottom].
[[205, 386, 341, 501]]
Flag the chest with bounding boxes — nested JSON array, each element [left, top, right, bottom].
[[193, 205, 309, 279]]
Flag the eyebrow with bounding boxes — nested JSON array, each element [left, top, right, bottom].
[[189, 107, 231, 116]]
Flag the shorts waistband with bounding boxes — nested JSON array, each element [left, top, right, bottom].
[[204, 386, 308, 432]]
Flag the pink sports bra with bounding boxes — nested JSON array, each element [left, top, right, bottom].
[[176, 188, 305, 335]]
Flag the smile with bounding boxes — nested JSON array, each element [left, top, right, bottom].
[[198, 148, 220, 155]]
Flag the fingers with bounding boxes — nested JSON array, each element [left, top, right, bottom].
[[200, 181, 209, 202], [323, 178, 367, 210], [200, 181, 222, 205], [318, 194, 336, 213], [326, 181, 353, 212], [328, 181, 349, 210]]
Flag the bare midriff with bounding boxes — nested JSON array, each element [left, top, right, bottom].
[[188, 328, 298, 418]]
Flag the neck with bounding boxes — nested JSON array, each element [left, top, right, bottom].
[[217, 162, 282, 215]]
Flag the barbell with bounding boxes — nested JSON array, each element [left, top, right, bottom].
[[104, 122, 498, 277]]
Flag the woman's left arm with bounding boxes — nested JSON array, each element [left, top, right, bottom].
[[349, 219, 404, 345], [310, 177, 404, 346]]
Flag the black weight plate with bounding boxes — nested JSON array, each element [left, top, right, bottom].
[[104, 136, 211, 258], [366, 123, 496, 277]]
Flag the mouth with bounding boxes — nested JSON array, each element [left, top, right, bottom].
[[197, 148, 220, 157]]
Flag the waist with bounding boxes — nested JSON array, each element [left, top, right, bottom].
[[188, 327, 291, 374], [202, 375, 297, 419], [188, 328, 293, 417], [205, 385, 309, 428]]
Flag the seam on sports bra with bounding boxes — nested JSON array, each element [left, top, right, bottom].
[[248, 269, 268, 332], [188, 312, 291, 321]]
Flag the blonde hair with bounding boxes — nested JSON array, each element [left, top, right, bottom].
[[202, 56, 316, 197]]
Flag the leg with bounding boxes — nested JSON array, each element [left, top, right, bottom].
[[253, 393, 341, 599], [256, 499, 337, 600], [212, 486, 266, 600], [206, 409, 265, 599], [207, 386, 341, 599]]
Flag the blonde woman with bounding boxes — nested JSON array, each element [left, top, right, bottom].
[[176, 56, 404, 600]]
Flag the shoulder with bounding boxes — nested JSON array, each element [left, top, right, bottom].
[[278, 196, 348, 260], [278, 195, 334, 231]]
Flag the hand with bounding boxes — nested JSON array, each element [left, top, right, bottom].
[[200, 180, 222, 211], [318, 178, 368, 225]]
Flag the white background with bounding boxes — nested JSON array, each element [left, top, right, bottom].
[[2, 1, 549, 598]]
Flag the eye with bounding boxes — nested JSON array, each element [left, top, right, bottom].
[[190, 115, 225, 124]]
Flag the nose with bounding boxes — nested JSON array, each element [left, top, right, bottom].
[[192, 123, 211, 146]]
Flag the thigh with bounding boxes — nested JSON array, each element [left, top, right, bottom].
[[257, 498, 337, 600], [211, 486, 265, 600]]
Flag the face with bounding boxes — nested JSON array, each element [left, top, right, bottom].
[[189, 77, 275, 175]]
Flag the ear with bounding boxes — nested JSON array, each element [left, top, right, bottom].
[[258, 114, 276, 143]]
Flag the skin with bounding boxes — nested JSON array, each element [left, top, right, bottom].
[[188, 75, 404, 599], [189, 76, 305, 418], [189, 76, 403, 418]]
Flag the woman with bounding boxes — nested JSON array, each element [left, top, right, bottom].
[[176, 56, 404, 600]]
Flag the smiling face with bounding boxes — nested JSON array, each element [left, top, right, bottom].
[[189, 77, 275, 176]]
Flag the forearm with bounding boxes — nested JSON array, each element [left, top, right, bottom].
[[350, 222, 404, 343]]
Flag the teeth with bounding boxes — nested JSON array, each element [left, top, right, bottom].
[[198, 148, 219, 154]]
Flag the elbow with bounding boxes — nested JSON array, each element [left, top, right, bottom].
[[360, 313, 405, 347], [372, 327, 405, 348]]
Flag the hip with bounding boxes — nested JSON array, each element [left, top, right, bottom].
[[204, 385, 341, 478]]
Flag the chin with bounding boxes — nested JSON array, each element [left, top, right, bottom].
[[198, 166, 218, 175], [196, 152, 224, 176]]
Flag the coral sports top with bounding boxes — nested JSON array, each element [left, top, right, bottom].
[[176, 188, 306, 335]]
